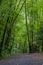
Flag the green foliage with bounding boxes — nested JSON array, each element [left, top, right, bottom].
[[0, 0, 43, 58]]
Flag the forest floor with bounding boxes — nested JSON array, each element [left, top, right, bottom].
[[0, 53, 43, 65]]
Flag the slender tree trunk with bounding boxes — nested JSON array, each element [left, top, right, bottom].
[[42, 39, 43, 51], [0, 0, 2, 5], [0, 0, 12, 57], [25, 0, 29, 53], [0, 17, 9, 57]]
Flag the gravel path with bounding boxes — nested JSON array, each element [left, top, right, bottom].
[[0, 53, 43, 65]]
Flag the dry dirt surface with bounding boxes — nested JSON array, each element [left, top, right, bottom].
[[0, 53, 43, 65]]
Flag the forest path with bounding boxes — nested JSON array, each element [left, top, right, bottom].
[[0, 53, 43, 65]]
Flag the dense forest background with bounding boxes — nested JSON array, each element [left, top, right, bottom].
[[0, 0, 43, 58]]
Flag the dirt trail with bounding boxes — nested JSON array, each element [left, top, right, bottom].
[[0, 53, 43, 65]]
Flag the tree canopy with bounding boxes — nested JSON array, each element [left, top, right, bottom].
[[0, 0, 43, 58]]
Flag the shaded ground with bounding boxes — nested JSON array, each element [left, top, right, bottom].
[[0, 53, 43, 65]]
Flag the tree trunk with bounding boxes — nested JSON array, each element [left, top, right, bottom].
[[42, 39, 43, 51]]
